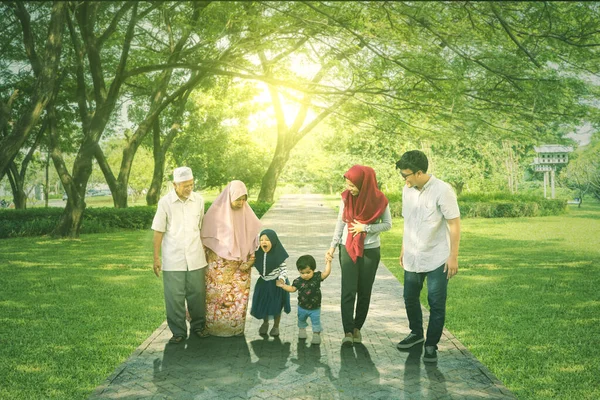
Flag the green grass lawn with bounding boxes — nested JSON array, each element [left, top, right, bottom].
[[0, 231, 165, 399], [380, 201, 600, 400]]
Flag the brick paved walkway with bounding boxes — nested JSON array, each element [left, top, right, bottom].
[[91, 194, 515, 400]]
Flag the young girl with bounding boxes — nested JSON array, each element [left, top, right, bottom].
[[250, 229, 291, 336]]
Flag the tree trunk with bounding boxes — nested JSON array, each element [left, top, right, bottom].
[[113, 190, 128, 208], [52, 130, 95, 237], [52, 137, 95, 238], [94, 143, 128, 208], [146, 120, 166, 206], [257, 147, 291, 202], [6, 163, 27, 209], [44, 147, 49, 208], [146, 94, 190, 206], [54, 198, 86, 238], [47, 103, 86, 237]]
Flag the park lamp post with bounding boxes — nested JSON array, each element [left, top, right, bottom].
[[531, 145, 573, 199]]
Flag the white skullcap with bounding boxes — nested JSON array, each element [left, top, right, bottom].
[[173, 166, 193, 183]]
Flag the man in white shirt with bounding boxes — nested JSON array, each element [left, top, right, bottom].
[[152, 167, 208, 344], [395, 150, 461, 363]]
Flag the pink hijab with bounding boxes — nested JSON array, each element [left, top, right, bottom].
[[201, 180, 262, 261]]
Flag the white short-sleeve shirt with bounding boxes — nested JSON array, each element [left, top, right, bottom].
[[402, 175, 460, 273], [151, 190, 208, 271]]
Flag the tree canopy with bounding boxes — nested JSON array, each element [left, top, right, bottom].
[[1, 1, 599, 236]]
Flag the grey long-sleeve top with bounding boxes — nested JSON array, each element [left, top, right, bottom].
[[329, 200, 392, 250]]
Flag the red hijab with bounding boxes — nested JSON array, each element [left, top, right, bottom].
[[342, 165, 388, 262]]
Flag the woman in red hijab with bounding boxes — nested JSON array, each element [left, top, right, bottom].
[[326, 165, 392, 346]]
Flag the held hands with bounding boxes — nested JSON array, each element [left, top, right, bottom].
[[239, 254, 256, 272], [348, 219, 366, 237], [239, 263, 250, 272], [325, 247, 335, 262], [275, 278, 285, 288]]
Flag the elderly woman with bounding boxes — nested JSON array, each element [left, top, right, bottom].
[[326, 165, 392, 346], [200, 180, 262, 337]]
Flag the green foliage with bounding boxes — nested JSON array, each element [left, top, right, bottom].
[[382, 191, 403, 218], [458, 199, 566, 218], [0, 200, 272, 238], [170, 81, 270, 191], [4, 1, 600, 231], [458, 193, 567, 217], [248, 201, 272, 220], [381, 191, 567, 219], [559, 132, 600, 202], [0, 207, 157, 238]]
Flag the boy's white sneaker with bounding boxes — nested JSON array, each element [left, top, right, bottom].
[[311, 332, 321, 345], [298, 328, 307, 339]]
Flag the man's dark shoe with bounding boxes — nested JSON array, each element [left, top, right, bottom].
[[168, 335, 186, 344], [396, 333, 424, 349], [423, 345, 437, 363]]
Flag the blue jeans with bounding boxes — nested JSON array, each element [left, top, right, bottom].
[[403, 265, 448, 349], [298, 306, 322, 332]]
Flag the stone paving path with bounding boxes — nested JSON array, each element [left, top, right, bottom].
[[91, 194, 515, 400]]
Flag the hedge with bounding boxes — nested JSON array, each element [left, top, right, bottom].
[[382, 191, 566, 219], [457, 199, 566, 218], [0, 200, 272, 239]]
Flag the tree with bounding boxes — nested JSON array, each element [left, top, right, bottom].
[[93, 1, 212, 208], [4, 121, 46, 208], [0, 1, 66, 181], [50, 1, 148, 237], [169, 79, 270, 191], [560, 132, 600, 205], [296, 1, 599, 195]]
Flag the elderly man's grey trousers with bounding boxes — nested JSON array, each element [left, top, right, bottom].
[[163, 269, 206, 337]]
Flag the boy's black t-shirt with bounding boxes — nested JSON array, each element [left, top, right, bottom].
[[292, 271, 322, 310]]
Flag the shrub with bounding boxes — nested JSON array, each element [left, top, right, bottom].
[[382, 190, 566, 219], [458, 198, 566, 218], [383, 191, 403, 218], [248, 201, 272, 219], [0, 200, 273, 239]]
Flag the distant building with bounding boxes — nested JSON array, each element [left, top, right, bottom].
[[531, 145, 573, 198]]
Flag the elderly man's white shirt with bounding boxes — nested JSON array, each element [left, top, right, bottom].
[[402, 175, 460, 273], [151, 190, 207, 271]]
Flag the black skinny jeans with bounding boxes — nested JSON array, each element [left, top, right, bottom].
[[339, 245, 380, 334]]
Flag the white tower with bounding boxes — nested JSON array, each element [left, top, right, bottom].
[[532, 145, 573, 198]]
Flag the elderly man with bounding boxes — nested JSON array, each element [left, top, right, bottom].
[[395, 150, 461, 363], [152, 167, 208, 343]]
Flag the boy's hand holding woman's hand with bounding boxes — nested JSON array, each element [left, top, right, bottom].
[[325, 247, 334, 263]]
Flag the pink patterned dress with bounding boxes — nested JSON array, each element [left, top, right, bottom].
[[204, 247, 253, 336]]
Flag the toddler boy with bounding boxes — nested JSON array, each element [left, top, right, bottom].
[[277, 254, 331, 344]]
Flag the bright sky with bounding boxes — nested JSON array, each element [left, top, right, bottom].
[[247, 51, 322, 131], [248, 82, 317, 131]]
